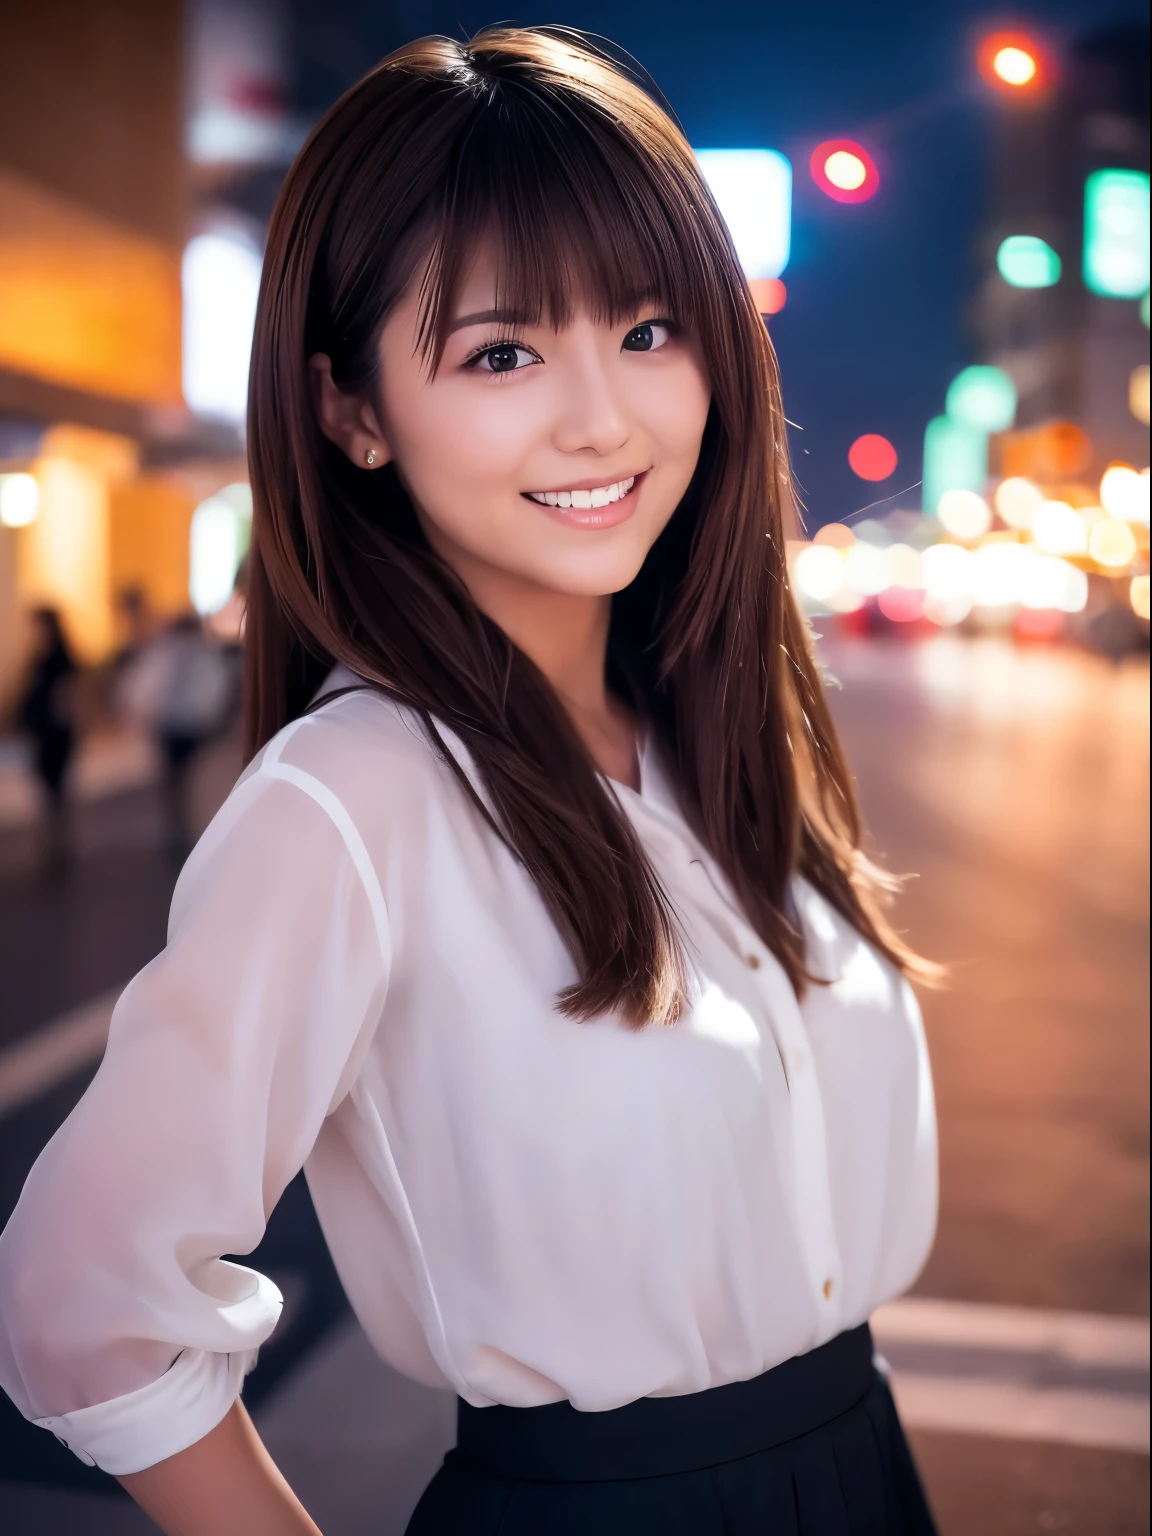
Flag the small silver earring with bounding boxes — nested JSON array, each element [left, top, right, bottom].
[[365, 448, 377, 466]]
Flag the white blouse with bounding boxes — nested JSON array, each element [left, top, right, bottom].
[[0, 672, 937, 1475]]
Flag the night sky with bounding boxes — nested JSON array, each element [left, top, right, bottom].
[[291, 1, 1149, 528]]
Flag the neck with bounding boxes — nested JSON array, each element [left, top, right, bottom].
[[424, 530, 639, 788], [497, 585, 613, 713], [428, 537, 613, 710]]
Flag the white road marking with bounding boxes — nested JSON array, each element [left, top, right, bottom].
[[874, 1297, 1150, 1452], [872, 1295, 1149, 1369], [888, 1371, 1149, 1453]]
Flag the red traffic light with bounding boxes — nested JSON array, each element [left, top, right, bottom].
[[810, 140, 879, 204], [977, 32, 1048, 93]]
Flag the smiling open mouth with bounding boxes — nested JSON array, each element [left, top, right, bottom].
[[525, 475, 636, 510]]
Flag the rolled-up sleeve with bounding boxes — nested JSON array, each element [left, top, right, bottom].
[[0, 764, 389, 1473]]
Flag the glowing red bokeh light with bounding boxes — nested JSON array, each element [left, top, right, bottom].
[[878, 587, 926, 624], [810, 140, 880, 204], [977, 32, 1048, 94], [848, 434, 898, 481]]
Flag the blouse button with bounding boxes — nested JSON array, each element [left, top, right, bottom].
[[744, 953, 761, 970], [823, 1278, 834, 1300]]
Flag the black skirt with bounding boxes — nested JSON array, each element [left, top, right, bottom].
[[405, 1323, 938, 1534]]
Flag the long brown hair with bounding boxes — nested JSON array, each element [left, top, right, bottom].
[[246, 25, 931, 1027]]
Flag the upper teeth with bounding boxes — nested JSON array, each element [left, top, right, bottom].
[[528, 476, 635, 510]]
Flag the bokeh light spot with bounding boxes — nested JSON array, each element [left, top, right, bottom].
[[793, 543, 846, 603], [1083, 169, 1150, 300], [810, 140, 879, 204], [993, 46, 1037, 86], [979, 33, 1047, 93], [1033, 501, 1089, 556], [997, 235, 1061, 289], [1129, 365, 1150, 425], [922, 544, 975, 603], [848, 434, 898, 481], [1100, 464, 1150, 523], [946, 365, 1017, 433], [824, 151, 867, 191], [748, 277, 786, 315], [0, 472, 40, 528], [878, 587, 926, 623], [994, 477, 1044, 530], [845, 541, 889, 595], [814, 522, 855, 548], [1089, 517, 1138, 568], [938, 489, 993, 540], [886, 543, 923, 589]]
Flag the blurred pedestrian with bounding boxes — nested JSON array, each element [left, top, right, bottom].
[[111, 584, 158, 672], [118, 614, 236, 855], [17, 606, 77, 867]]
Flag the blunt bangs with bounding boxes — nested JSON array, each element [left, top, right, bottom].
[[413, 60, 716, 367]]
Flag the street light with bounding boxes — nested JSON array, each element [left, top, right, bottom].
[[993, 46, 1036, 86], [978, 33, 1047, 95]]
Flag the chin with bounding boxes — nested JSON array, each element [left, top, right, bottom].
[[530, 546, 651, 597]]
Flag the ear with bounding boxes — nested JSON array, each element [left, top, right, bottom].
[[308, 354, 392, 469]]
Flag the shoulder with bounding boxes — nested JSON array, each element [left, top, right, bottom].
[[245, 670, 462, 836], [173, 678, 448, 915]]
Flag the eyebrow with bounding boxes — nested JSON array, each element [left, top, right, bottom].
[[444, 308, 532, 336]]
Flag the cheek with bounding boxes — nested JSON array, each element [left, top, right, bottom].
[[637, 361, 711, 466], [388, 381, 538, 499]]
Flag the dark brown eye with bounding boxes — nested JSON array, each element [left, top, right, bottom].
[[471, 341, 537, 374], [622, 321, 671, 352], [486, 345, 521, 372]]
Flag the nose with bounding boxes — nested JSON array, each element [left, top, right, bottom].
[[550, 335, 631, 458]]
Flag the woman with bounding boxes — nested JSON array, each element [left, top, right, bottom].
[[0, 28, 939, 1534], [17, 605, 77, 865]]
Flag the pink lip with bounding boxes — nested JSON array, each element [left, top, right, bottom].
[[527, 470, 647, 494], [522, 471, 647, 530]]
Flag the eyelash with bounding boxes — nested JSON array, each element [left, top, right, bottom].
[[462, 337, 540, 375], [462, 317, 679, 375]]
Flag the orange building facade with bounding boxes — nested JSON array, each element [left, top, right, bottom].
[[0, 0, 238, 699]]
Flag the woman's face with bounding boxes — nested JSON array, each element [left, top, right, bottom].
[[351, 252, 711, 599]]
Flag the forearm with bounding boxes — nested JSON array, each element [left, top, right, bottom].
[[118, 1399, 321, 1536]]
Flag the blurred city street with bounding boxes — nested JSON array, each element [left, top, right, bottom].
[[0, 634, 1147, 1534], [1, 1, 1148, 1532]]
